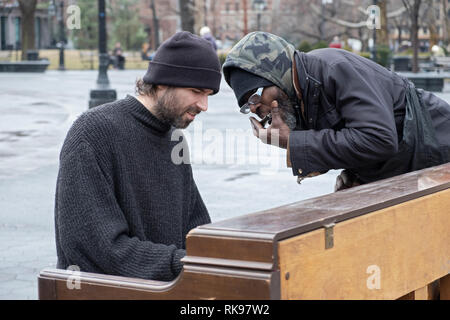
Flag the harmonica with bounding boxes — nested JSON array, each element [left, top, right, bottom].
[[259, 113, 272, 128]]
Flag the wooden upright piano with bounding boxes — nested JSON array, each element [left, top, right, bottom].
[[39, 163, 450, 299]]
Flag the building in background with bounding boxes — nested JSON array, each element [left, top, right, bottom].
[[135, 0, 276, 50], [0, 0, 77, 51], [2, 0, 449, 53], [0, 0, 54, 50], [135, 0, 179, 50], [210, 0, 273, 47]]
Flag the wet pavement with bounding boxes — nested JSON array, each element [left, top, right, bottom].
[[0, 70, 449, 299]]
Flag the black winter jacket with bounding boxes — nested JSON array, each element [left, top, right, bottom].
[[289, 49, 450, 183]]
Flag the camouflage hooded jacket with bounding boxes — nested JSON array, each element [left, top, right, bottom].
[[223, 32, 450, 184]]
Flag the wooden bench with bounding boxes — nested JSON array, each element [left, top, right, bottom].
[[434, 57, 450, 72], [78, 50, 96, 70], [400, 72, 450, 92], [0, 51, 12, 61], [39, 163, 450, 299], [121, 51, 148, 69]]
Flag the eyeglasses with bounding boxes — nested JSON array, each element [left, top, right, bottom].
[[239, 87, 264, 114]]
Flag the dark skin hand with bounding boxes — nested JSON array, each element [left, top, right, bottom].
[[247, 86, 291, 149], [334, 170, 361, 192], [248, 86, 332, 184]]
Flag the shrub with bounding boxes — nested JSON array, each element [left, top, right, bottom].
[[342, 45, 353, 52], [375, 45, 392, 68], [297, 40, 312, 52], [359, 52, 371, 59], [218, 53, 227, 67], [311, 41, 329, 50]]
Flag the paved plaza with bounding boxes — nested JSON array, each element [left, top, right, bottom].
[[0, 69, 449, 299]]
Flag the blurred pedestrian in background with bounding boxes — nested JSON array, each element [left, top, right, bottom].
[[200, 26, 217, 52], [329, 36, 342, 49], [112, 42, 126, 70], [141, 43, 153, 61]]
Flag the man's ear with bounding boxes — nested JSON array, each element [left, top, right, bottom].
[[155, 85, 168, 98], [263, 86, 282, 107]]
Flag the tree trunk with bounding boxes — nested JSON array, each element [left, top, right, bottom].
[[211, 0, 217, 37], [194, 0, 204, 35], [404, 0, 422, 72], [243, 0, 248, 35], [376, 0, 389, 46], [318, 2, 326, 41], [428, 23, 438, 49], [150, 0, 160, 49], [411, 0, 421, 73], [178, 0, 195, 33], [423, 0, 438, 50], [442, 0, 449, 45], [18, 0, 37, 61]]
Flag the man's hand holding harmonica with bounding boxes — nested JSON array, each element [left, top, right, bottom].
[[249, 100, 291, 150]]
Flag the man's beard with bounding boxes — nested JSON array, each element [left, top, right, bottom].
[[153, 89, 200, 129], [276, 93, 297, 130]]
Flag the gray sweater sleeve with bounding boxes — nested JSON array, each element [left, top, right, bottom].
[[186, 180, 211, 234], [55, 140, 185, 281]]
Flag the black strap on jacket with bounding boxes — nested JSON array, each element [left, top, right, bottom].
[[351, 80, 446, 184]]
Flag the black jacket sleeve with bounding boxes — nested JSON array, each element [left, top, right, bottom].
[[289, 60, 399, 176], [55, 140, 185, 281]]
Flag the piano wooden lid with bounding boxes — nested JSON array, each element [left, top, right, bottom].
[[191, 163, 450, 241]]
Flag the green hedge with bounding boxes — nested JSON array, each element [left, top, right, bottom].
[[297, 40, 328, 52], [218, 53, 227, 67], [374, 45, 392, 68], [297, 40, 312, 52], [359, 52, 371, 59]]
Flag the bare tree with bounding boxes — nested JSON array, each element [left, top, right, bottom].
[[421, 0, 440, 49], [209, 0, 218, 36], [278, 0, 351, 44], [149, 0, 160, 48], [178, 0, 196, 33], [443, 0, 450, 45], [18, 0, 37, 60], [391, 8, 410, 50], [402, 0, 422, 72], [376, 0, 389, 46], [306, 0, 406, 42]]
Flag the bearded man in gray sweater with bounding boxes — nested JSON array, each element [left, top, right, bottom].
[[54, 32, 221, 281]]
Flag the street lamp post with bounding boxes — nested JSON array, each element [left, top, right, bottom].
[[57, 0, 65, 70], [47, 1, 56, 47], [243, 0, 248, 35], [253, 0, 266, 31], [89, 0, 117, 108], [3, 3, 14, 52], [371, 0, 378, 62], [257, 10, 261, 31], [149, 0, 160, 49], [203, 0, 207, 26]]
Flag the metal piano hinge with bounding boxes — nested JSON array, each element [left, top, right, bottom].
[[324, 223, 335, 249]]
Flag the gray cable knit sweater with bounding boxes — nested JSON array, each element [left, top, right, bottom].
[[54, 95, 211, 281]]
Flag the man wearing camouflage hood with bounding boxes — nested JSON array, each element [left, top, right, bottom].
[[223, 32, 450, 190]]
